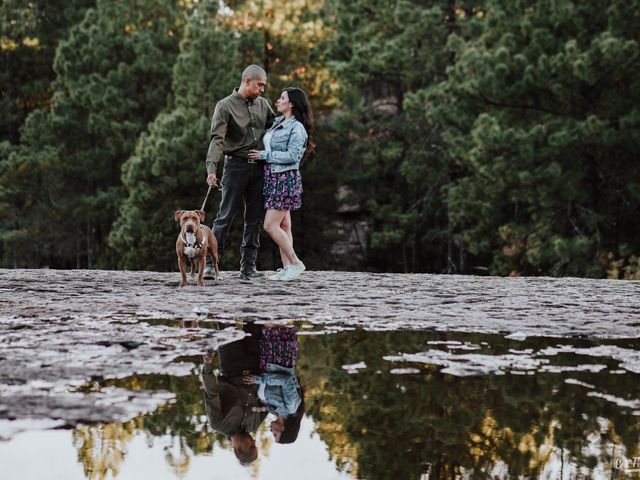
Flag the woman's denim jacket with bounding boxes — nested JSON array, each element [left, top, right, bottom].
[[259, 115, 308, 173], [255, 363, 301, 417]]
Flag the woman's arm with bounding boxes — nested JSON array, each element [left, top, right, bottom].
[[282, 383, 302, 414], [259, 373, 292, 386]]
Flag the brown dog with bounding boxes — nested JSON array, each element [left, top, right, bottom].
[[175, 210, 220, 287]]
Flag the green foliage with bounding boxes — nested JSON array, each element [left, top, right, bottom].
[[1, 0, 184, 267], [317, 0, 640, 276], [607, 253, 640, 280], [2, 0, 640, 276], [321, 1, 483, 272], [109, 109, 213, 270], [298, 331, 640, 479], [109, 2, 240, 270], [0, 0, 94, 143], [431, 0, 640, 276], [73, 331, 640, 478]]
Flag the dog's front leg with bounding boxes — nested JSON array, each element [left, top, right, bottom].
[[208, 241, 221, 281], [178, 256, 188, 287], [213, 254, 220, 281], [190, 258, 196, 277], [197, 253, 206, 286]]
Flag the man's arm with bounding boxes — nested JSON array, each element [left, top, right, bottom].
[[205, 102, 230, 176], [201, 354, 223, 424]]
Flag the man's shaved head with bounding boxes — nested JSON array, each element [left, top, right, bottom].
[[242, 64, 267, 82], [239, 64, 267, 99]]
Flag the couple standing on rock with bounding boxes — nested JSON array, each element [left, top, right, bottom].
[[202, 64, 315, 282], [201, 322, 304, 464]]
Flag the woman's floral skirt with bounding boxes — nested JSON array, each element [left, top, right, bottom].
[[259, 326, 298, 370], [263, 164, 302, 211]]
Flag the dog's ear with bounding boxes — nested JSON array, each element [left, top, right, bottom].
[[196, 210, 205, 222], [175, 210, 184, 222]]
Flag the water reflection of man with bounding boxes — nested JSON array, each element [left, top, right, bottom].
[[201, 322, 267, 464]]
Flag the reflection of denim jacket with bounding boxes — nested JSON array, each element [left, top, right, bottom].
[[255, 363, 301, 417], [258, 115, 308, 173]]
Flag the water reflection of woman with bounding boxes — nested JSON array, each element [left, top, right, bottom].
[[243, 325, 305, 444]]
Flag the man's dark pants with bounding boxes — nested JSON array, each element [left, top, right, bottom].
[[212, 156, 264, 273], [218, 322, 262, 376]]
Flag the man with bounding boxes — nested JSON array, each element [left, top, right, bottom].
[[204, 64, 276, 280], [201, 322, 267, 465]]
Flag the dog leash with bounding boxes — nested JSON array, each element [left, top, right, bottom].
[[200, 180, 222, 211]]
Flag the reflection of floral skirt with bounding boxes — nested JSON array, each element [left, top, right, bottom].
[[263, 164, 302, 211], [259, 326, 298, 370]]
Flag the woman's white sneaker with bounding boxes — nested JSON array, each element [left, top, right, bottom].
[[281, 262, 306, 281], [269, 267, 287, 280]]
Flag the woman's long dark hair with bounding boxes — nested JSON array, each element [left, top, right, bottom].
[[278, 398, 305, 444], [277, 371, 306, 444], [284, 87, 316, 163]]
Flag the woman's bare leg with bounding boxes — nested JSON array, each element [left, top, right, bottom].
[[263, 209, 300, 267], [278, 212, 293, 267]]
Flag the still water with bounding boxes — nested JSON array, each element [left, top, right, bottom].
[[1, 322, 639, 480]]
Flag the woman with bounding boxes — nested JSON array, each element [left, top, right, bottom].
[[248, 87, 314, 281], [242, 325, 305, 444]]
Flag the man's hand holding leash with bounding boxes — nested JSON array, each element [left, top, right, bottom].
[[203, 350, 216, 364]]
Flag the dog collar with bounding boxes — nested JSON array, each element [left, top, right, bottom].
[[182, 229, 205, 255]]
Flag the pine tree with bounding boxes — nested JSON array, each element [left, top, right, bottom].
[[0, 1, 93, 267], [1, 0, 183, 268], [428, 0, 640, 276], [321, 0, 475, 272], [109, 0, 241, 270], [0, 0, 93, 143]]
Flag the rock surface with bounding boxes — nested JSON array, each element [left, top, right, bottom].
[[0, 268, 638, 438]]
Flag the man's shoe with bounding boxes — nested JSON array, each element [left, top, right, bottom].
[[280, 262, 306, 281], [240, 266, 265, 279], [203, 265, 215, 280]]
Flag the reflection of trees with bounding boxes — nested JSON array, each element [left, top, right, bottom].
[[73, 369, 225, 479], [71, 332, 639, 479], [164, 436, 191, 480], [297, 331, 640, 480], [73, 422, 136, 480], [110, 372, 220, 456], [74, 365, 275, 478], [297, 333, 359, 476]]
